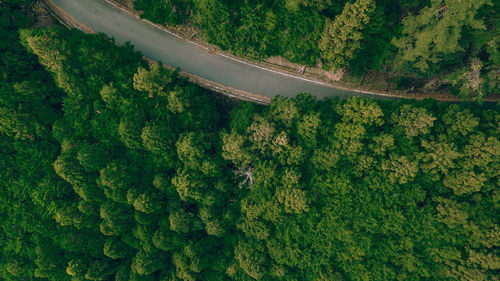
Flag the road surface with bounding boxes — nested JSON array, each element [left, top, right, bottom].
[[52, 0, 391, 99]]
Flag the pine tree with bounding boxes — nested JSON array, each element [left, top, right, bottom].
[[392, 0, 491, 73], [319, 0, 375, 68]]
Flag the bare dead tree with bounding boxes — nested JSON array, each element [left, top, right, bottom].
[[234, 166, 254, 189]]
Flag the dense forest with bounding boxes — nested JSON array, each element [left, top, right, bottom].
[[1, 1, 500, 281], [132, 0, 500, 100]]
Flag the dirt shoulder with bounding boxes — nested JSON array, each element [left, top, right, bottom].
[[142, 58, 270, 105], [42, 0, 94, 33]]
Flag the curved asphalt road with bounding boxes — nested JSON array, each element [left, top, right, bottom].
[[52, 0, 390, 99]]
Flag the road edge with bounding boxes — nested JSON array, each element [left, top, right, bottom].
[[43, 0, 271, 105], [44, 0, 499, 103], [98, 0, 494, 102]]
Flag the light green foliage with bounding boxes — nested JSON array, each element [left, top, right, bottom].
[[334, 122, 366, 157], [391, 104, 436, 138], [319, 0, 375, 68], [297, 112, 321, 146], [167, 90, 189, 113], [133, 63, 173, 97], [382, 154, 419, 184], [393, 0, 491, 73], [370, 133, 394, 156], [176, 132, 206, 169], [269, 97, 299, 127], [238, 219, 270, 241], [248, 115, 276, 152], [442, 105, 480, 136], [276, 169, 309, 214], [276, 187, 309, 214], [0, 107, 31, 140], [443, 170, 486, 196], [337, 96, 383, 126], [22, 29, 67, 74], [100, 83, 119, 108], [221, 131, 252, 165], [420, 140, 461, 175], [204, 219, 225, 237], [171, 169, 204, 202], [221, 94, 498, 280], [54, 204, 85, 228], [66, 259, 87, 278]]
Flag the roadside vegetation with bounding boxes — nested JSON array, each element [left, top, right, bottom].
[[133, 0, 500, 101], [1, 1, 499, 281]]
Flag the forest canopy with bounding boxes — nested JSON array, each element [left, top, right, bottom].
[[0, 1, 499, 281], [132, 0, 500, 101]]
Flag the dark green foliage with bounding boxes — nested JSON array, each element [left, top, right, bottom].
[[133, 0, 191, 25], [1, 4, 499, 281], [136, 0, 331, 64], [191, 0, 233, 50]]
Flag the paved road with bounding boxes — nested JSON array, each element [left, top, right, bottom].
[[53, 0, 391, 99]]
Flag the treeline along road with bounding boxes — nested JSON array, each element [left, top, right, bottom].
[[51, 0, 393, 100]]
